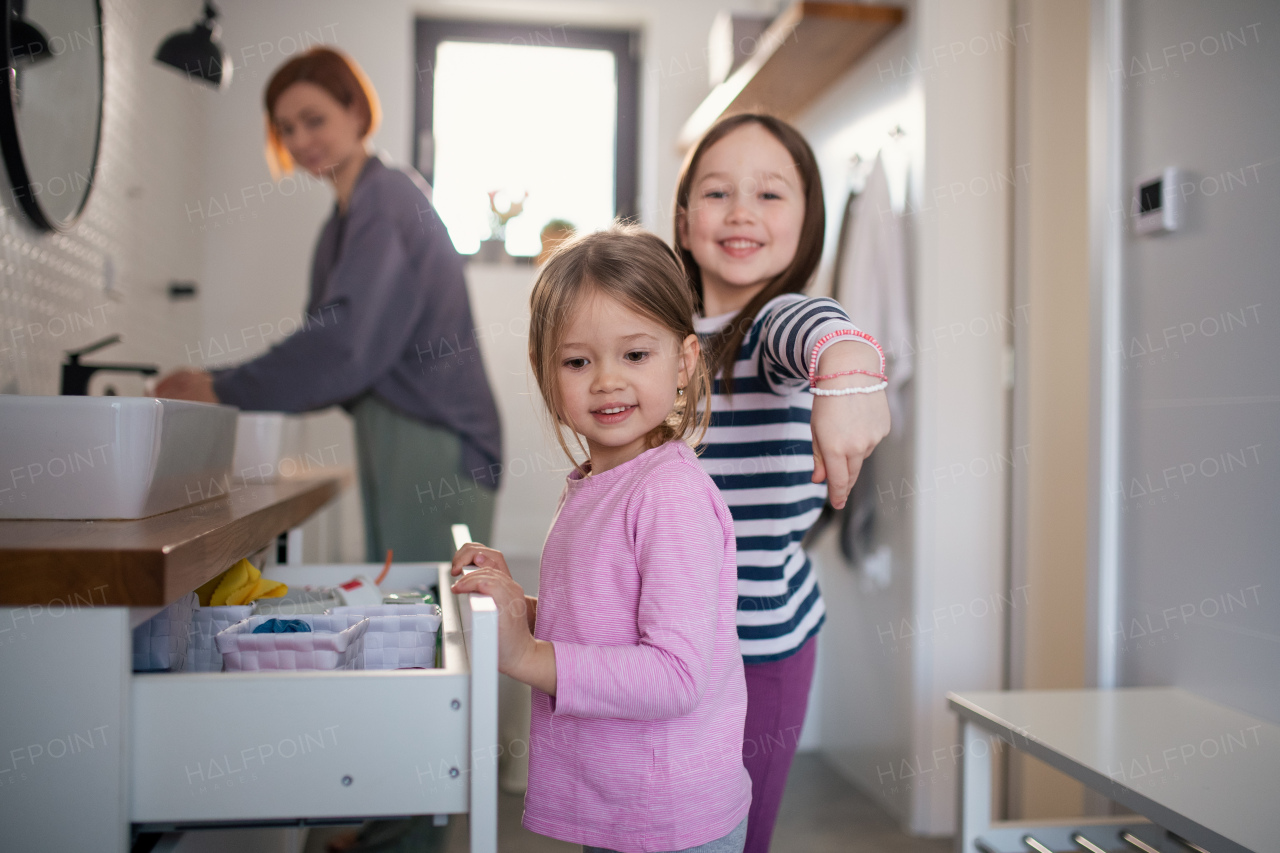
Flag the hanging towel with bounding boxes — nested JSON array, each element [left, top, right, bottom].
[[831, 153, 912, 580], [833, 153, 913, 424]]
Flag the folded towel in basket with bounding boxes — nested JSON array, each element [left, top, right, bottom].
[[252, 618, 312, 634]]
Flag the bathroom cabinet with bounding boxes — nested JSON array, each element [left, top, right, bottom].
[[0, 478, 498, 853]]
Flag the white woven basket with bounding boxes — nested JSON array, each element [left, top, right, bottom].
[[132, 592, 197, 672], [215, 615, 369, 671], [327, 605, 442, 670], [184, 605, 254, 672]]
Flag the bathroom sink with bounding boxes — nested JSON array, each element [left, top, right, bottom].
[[232, 412, 303, 483], [0, 396, 237, 519]]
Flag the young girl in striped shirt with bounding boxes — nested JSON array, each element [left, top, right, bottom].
[[452, 227, 752, 853], [674, 114, 891, 853]]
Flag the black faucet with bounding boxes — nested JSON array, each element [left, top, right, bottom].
[[61, 334, 159, 395]]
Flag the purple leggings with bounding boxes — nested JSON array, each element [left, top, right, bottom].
[[741, 634, 817, 853]]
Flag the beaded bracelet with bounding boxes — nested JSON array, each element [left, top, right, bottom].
[[812, 368, 888, 384], [811, 380, 889, 397], [807, 329, 886, 388]]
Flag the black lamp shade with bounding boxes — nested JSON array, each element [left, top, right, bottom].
[[9, 18, 51, 64], [9, 0, 52, 65], [155, 20, 233, 88]]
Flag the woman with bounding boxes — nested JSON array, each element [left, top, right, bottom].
[[158, 48, 502, 562]]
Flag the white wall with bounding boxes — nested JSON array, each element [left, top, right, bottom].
[[904, 0, 1014, 833], [796, 0, 1015, 835], [1108, 0, 1280, 721]]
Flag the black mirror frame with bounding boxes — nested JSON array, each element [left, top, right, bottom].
[[0, 0, 105, 232]]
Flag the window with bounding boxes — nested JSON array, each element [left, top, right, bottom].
[[414, 20, 639, 257]]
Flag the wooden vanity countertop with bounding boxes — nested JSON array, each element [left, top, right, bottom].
[[0, 477, 341, 607]]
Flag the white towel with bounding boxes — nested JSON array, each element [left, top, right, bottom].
[[833, 153, 913, 424]]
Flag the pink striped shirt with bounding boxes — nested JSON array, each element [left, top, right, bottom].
[[523, 440, 752, 852]]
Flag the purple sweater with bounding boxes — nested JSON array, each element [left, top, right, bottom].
[[211, 156, 502, 485], [524, 440, 751, 852]]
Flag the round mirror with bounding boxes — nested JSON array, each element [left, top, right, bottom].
[[0, 0, 104, 231]]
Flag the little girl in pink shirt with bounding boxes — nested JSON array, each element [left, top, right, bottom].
[[451, 226, 751, 853]]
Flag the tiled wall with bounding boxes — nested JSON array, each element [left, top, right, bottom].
[[0, 0, 207, 396]]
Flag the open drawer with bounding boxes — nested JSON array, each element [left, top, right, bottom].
[[130, 564, 497, 849]]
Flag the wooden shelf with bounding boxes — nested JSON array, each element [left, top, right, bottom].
[[0, 477, 341, 607], [679, 1, 905, 149]]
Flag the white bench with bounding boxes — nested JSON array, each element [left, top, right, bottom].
[[949, 688, 1279, 853]]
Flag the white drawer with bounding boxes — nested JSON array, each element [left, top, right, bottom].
[[130, 564, 498, 831]]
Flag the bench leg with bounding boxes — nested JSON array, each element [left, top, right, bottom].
[[956, 718, 992, 853]]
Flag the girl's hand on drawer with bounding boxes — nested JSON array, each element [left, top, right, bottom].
[[450, 542, 512, 579], [451, 567, 556, 694]]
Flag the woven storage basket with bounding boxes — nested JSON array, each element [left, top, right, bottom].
[[132, 592, 197, 672], [215, 615, 369, 671], [184, 605, 254, 672], [327, 605, 442, 670], [251, 587, 341, 617]]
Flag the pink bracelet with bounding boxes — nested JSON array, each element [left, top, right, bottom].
[[807, 329, 886, 387], [812, 368, 888, 384]]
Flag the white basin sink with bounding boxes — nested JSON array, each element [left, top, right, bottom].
[[0, 396, 237, 519], [232, 412, 303, 483]]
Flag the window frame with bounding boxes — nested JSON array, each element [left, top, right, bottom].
[[413, 18, 640, 222]]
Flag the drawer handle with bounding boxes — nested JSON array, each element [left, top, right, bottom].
[[1022, 835, 1054, 853], [1121, 832, 1162, 853], [1072, 834, 1109, 853], [342, 775, 353, 786], [1168, 833, 1211, 853]]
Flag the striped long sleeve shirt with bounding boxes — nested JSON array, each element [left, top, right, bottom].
[[694, 294, 869, 664]]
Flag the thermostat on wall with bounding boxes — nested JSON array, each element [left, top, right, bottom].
[[1133, 167, 1183, 235]]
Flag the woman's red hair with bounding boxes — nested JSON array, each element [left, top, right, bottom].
[[263, 47, 382, 177]]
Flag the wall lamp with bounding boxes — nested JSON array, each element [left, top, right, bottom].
[[155, 1, 233, 89]]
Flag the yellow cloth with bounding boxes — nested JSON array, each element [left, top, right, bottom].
[[197, 559, 288, 607]]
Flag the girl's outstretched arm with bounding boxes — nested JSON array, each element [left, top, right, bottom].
[[757, 296, 891, 508]]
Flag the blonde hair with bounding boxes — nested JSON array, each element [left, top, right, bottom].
[[528, 225, 712, 472]]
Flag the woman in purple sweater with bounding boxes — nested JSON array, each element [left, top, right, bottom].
[[157, 48, 501, 563], [453, 227, 751, 853]]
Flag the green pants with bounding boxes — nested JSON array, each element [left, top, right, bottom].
[[352, 394, 495, 563]]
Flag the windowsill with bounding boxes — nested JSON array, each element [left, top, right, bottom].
[[462, 254, 537, 268]]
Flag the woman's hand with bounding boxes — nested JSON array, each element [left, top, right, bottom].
[[155, 369, 219, 403], [810, 340, 891, 510], [451, 567, 555, 694], [451, 543, 536, 632]]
